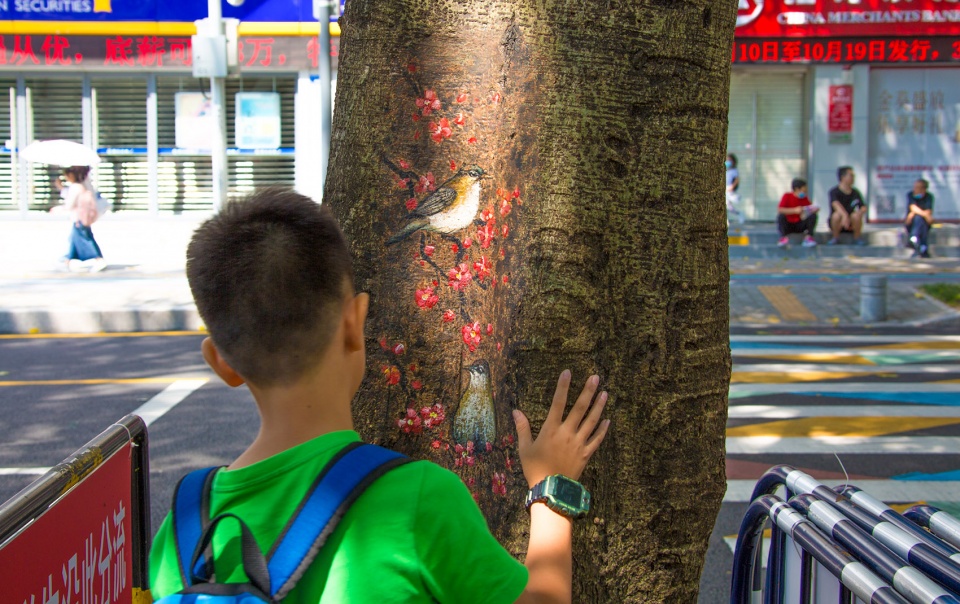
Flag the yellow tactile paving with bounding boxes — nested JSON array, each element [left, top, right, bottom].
[[864, 341, 960, 351], [731, 371, 887, 383], [726, 416, 960, 438], [737, 353, 877, 365], [757, 286, 817, 322]]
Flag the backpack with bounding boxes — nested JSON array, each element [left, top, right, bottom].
[[156, 442, 411, 603], [76, 188, 100, 227]]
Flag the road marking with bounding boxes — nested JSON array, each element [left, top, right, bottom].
[[733, 370, 877, 383], [0, 378, 207, 476], [0, 376, 209, 387], [0, 467, 51, 476], [729, 405, 960, 419], [724, 480, 960, 503], [732, 335, 960, 343], [727, 435, 960, 454], [731, 382, 960, 394], [732, 363, 957, 375], [726, 416, 960, 438], [757, 286, 817, 322], [735, 352, 877, 365], [0, 331, 204, 340], [131, 379, 207, 427]]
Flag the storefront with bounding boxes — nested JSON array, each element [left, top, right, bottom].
[[730, 0, 960, 222], [0, 1, 337, 212]]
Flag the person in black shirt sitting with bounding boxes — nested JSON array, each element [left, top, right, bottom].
[[828, 166, 867, 246], [905, 178, 934, 258]]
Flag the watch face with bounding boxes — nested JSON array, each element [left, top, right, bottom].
[[553, 476, 584, 507]]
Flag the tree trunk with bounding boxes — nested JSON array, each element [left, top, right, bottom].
[[325, 0, 734, 600]]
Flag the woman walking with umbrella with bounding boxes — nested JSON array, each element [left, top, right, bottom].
[[60, 165, 106, 272], [21, 140, 107, 272]]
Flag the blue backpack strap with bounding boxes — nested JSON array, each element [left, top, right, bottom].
[[170, 466, 220, 587], [266, 442, 411, 599]]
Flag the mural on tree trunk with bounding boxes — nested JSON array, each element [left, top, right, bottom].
[[375, 59, 523, 504]]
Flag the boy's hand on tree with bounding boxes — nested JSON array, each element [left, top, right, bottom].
[[513, 370, 611, 489]]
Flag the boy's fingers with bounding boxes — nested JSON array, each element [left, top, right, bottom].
[[579, 391, 608, 435], [565, 374, 600, 428], [513, 409, 533, 451], [584, 419, 612, 456], [544, 370, 571, 427]]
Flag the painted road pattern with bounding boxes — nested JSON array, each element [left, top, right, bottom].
[[727, 334, 960, 503]]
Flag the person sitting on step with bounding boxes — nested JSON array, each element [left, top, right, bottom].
[[777, 178, 819, 248]]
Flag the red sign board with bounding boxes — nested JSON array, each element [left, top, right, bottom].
[[737, 0, 960, 38], [0, 444, 135, 604], [829, 84, 853, 143]]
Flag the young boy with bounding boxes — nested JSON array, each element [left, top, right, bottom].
[[777, 178, 819, 248], [148, 188, 610, 603]]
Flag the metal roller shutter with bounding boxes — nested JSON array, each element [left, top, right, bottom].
[[728, 71, 807, 220], [26, 77, 83, 211], [92, 77, 150, 211], [0, 78, 16, 210]]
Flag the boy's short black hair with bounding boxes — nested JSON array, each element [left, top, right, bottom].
[[837, 166, 853, 182], [187, 187, 354, 386], [791, 178, 807, 191]]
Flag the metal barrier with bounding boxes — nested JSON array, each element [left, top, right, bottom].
[[731, 465, 960, 604], [0, 414, 151, 604]]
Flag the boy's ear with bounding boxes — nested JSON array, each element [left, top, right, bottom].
[[201, 337, 246, 387], [344, 292, 369, 353]]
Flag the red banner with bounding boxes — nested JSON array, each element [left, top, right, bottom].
[[829, 84, 853, 143], [737, 0, 960, 38], [0, 444, 135, 604]]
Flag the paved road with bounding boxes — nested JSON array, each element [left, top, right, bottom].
[[3, 330, 960, 601], [698, 330, 960, 603]]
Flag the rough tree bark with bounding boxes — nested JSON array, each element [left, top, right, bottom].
[[324, 0, 735, 600]]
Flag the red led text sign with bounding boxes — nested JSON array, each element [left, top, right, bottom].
[[732, 37, 960, 64], [737, 0, 960, 38]]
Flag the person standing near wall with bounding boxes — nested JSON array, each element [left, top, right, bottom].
[[726, 153, 745, 225], [904, 178, 934, 258]]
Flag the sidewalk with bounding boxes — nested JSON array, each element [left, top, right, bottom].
[[1, 213, 959, 333]]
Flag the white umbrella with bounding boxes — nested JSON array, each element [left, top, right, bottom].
[[20, 139, 101, 166]]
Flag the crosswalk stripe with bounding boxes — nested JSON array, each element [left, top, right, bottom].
[[731, 383, 960, 394], [729, 405, 960, 419], [0, 468, 51, 476], [726, 417, 960, 438], [724, 480, 960, 503], [131, 379, 207, 427], [727, 436, 960, 454]]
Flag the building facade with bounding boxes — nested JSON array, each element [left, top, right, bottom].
[[731, 0, 960, 222], [0, 0, 336, 212]]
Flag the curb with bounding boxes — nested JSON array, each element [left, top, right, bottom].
[[0, 308, 202, 335]]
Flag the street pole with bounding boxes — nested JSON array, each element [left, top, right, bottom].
[[208, 0, 229, 211], [317, 0, 337, 200]]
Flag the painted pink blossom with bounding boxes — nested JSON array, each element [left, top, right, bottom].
[[463, 237, 473, 249], [447, 263, 473, 291], [429, 118, 453, 144], [393, 343, 406, 355], [473, 256, 491, 281], [405, 198, 418, 211], [412, 380, 423, 390], [420, 403, 446, 429], [468, 136, 477, 144], [453, 113, 465, 127], [398, 407, 422, 434], [431, 439, 442, 449], [450, 160, 457, 171], [442, 309, 456, 323], [492, 472, 507, 496], [414, 172, 436, 194], [499, 198, 512, 217], [502, 224, 510, 238], [462, 322, 482, 351], [424, 245, 435, 257], [415, 287, 439, 310], [382, 365, 401, 385], [491, 92, 502, 104], [477, 224, 496, 249], [456, 92, 469, 103], [416, 89, 441, 116], [486, 324, 494, 335], [398, 159, 411, 169], [480, 207, 496, 224]]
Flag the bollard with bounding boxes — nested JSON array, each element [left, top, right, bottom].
[[860, 275, 887, 322]]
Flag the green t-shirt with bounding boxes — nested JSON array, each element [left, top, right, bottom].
[[149, 431, 528, 603]]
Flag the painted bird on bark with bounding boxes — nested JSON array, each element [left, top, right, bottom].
[[453, 360, 496, 447], [386, 166, 485, 245]]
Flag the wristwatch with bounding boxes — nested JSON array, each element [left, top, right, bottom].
[[525, 474, 591, 519]]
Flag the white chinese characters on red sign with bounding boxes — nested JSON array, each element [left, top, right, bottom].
[[736, 0, 960, 37]]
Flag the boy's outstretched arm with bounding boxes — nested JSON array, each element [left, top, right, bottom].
[[513, 370, 611, 604]]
